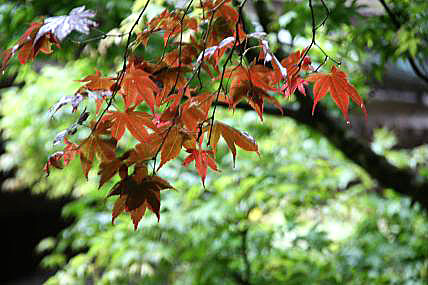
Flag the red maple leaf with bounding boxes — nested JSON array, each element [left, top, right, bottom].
[[208, 121, 259, 165], [121, 61, 159, 112], [224, 65, 282, 121], [102, 109, 156, 143], [306, 66, 367, 121], [183, 148, 218, 187]]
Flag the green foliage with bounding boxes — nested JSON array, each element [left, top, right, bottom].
[[276, 0, 428, 91], [1, 1, 428, 284], [36, 109, 428, 284], [0, 62, 94, 195], [0, 1, 134, 75], [4, 67, 420, 283]]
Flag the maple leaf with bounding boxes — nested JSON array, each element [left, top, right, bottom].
[[79, 133, 116, 178], [142, 9, 197, 47], [281, 77, 308, 98], [155, 67, 187, 106], [44, 152, 65, 175], [183, 149, 218, 187], [157, 126, 185, 170], [121, 62, 159, 112], [162, 14, 198, 47], [34, 6, 97, 43], [98, 159, 123, 188], [306, 66, 367, 121], [281, 48, 312, 78], [2, 7, 96, 72], [98, 151, 132, 189], [180, 96, 211, 132], [109, 174, 173, 230], [16, 21, 60, 65], [63, 138, 80, 165], [225, 65, 282, 121], [225, 66, 282, 121], [79, 70, 115, 91], [208, 121, 259, 165], [131, 142, 159, 162], [203, 0, 246, 46], [102, 110, 156, 143], [44, 138, 79, 176], [163, 44, 199, 67]]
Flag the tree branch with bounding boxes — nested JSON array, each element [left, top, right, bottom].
[[240, 228, 251, 285], [0, 74, 24, 90], [377, 0, 428, 85], [218, 97, 428, 210], [234, 0, 428, 210]]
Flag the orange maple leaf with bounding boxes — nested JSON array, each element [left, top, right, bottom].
[[306, 66, 367, 121], [156, 126, 185, 170], [79, 134, 117, 178], [155, 67, 187, 105], [102, 110, 156, 143], [79, 70, 115, 91], [183, 148, 218, 187], [121, 62, 159, 112], [224, 65, 282, 121], [208, 121, 259, 165]]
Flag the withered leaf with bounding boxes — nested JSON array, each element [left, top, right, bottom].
[[79, 134, 116, 178], [35, 6, 97, 43], [109, 174, 173, 230], [209, 121, 259, 165]]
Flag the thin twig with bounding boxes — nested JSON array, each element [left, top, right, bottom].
[[377, 0, 428, 84], [207, 0, 248, 146], [92, 0, 152, 133], [152, 0, 195, 173]]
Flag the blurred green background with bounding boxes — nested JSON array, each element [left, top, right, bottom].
[[1, 0, 428, 284]]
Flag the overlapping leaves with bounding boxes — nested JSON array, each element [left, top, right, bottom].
[[2, 2, 367, 230]]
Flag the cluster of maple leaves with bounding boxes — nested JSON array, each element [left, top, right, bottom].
[[1, 0, 367, 230]]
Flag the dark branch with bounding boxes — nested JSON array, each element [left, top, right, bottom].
[[0, 74, 24, 90], [229, 1, 428, 210], [217, 98, 428, 210], [240, 228, 251, 285], [378, 0, 428, 85]]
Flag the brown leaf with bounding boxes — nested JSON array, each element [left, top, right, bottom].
[[158, 126, 184, 170], [209, 121, 259, 165], [79, 134, 116, 178], [109, 174, 173, 230]]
